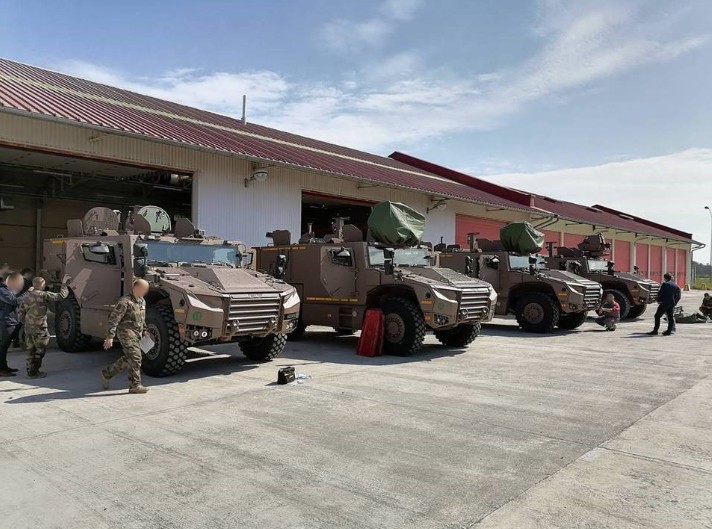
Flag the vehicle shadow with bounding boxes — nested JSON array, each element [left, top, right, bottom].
[[3, 345, 261, 405]]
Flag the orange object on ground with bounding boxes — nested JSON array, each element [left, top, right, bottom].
[[357, 309, 384, 357]]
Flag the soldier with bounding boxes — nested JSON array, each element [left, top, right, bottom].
[[18, 275, 71, 378], [101, 278, 150, 394], [0, 271, 31, 376], [700, 293, 712, 318]]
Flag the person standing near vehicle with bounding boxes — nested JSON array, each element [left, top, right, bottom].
[[100, 278, 150, 394], [18, 275, 71, 378], [0, 272, 31, 376], [649, 273, 682, 336]]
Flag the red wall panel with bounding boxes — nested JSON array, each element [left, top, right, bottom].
[[563, 233, 583, 248], [614, 240, 631, 272], [676, 249, 687, 286], [455, 215, 505, 248], [649, 245, 663, 282], [635, 243, 649, 278]]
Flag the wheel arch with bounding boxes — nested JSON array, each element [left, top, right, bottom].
[[508, 283, 557, 312], [365, 285, 419, 309]]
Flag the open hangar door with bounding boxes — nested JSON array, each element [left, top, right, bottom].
[[301, 192, 375, 240], [0, 145, 192, 272]]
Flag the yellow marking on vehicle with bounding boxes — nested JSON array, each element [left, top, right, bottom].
[[51, 239, 64, 244], [557, 291, 568, 297], [424, 314, 432, 321], [306, 296, 359, 303], [174, 309, 186, 314], [420, 300, 433, 305], [261, 246, 306, 251]]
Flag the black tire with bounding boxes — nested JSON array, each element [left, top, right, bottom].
[[240, 333, 287, 362], [604, 289, 632, 319], [287, 316, 306, 341], [627, 303, 647, 319], [143, 304, 188, 377], [557, 311, 587, 330], [334, 328, 355, 336], [380, 297, 426, 356], [434, 323, 481, 347], [515, 292, 560, 333], [55, 295, 91, 352]]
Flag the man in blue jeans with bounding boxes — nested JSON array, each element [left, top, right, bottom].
[[649, 273, 682, 336]]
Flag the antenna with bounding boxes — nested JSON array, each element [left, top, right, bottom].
[[241, 95, 247, 125]]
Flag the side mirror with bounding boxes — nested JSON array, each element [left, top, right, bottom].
[[274, 254, 287, 280], [607, 261, 615, 275], [133, 242, 148, 278], [384, 258, 395, 276], [241, 253, 254, 267], [528, 256, 538, 265], [89, 242, 111, 255]]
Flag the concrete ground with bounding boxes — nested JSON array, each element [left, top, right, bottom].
[[1, 291, 711, 529]]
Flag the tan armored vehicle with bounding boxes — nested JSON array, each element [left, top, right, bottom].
[[545, 234, 659, 319], [252, 204, 497, 356], [43, 206, 300, 376], [438, 230, 602, 333]]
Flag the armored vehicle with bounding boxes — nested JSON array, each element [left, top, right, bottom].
[[253, 214, 497, 356], [545, 234, 659, 319], [43, 206, 300, 376], [438, 231, 602, 333]]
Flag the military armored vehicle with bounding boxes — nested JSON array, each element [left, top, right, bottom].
[[252, 203, 497, 356], [43, 206, 300, 376], [545, 233, 659, 319], [438, 227, 602, 333]]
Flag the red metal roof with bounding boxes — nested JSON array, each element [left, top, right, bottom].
[[0, 58, 531, 212], [391, 151, 692, 242]]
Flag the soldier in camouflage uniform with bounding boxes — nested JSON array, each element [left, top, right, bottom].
[[17, 274, 71, 378], [101, 278, 150, 394]]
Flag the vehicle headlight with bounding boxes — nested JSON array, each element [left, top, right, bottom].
[[488, 288, 498, 302], [282, 289, 300, 309]]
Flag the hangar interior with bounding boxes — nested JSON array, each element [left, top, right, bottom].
[[0, 145, 192, 271], [300, 192, 374, 240]]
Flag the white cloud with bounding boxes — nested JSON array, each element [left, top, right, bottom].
[[56, 2, 710, 159], [317, 0, 424, 53], [487, 148, 712, 255]]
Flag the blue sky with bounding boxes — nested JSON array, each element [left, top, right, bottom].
[[2, 0, 712, 256]]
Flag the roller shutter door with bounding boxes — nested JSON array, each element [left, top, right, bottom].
[[666, 248, 676, 277], [676, 249, 687, 286], [614, 240, 631, 272], [455, 215, 505, 247], [649, 245, 663, 282], [635, 243, 649, 278], [541, 230, 560, 255]]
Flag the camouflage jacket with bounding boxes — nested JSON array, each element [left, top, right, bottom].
[[18, 286, 69, 330], [106, 295, 146, 340]]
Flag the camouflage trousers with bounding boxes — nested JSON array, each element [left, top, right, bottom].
[[103, 330, 142, 388], [25, 327, 50, 374]]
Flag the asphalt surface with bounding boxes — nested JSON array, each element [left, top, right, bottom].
[[2, 291, 711, 528]]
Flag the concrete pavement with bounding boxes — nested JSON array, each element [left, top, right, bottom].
[[1, 291, 711, 528]]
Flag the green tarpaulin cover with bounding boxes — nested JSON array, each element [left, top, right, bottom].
[[500, 222, 545, 254], [368, 201, 425, 246]]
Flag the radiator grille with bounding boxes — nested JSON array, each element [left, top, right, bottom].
[[229, 294, 281, 334]]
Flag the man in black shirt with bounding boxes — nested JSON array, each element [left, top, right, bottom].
[[0, 272, 31, 375], [649, 273, 682, 336]]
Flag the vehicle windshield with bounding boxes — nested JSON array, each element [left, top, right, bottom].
[[368, 247, 432, 267], [508, 255, 546, 271], [146, 241, 239, 266], [588, 259, 612, 272]]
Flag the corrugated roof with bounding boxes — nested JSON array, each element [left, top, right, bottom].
[[391, 151, 692, 242], [0, 57, 532, 212]]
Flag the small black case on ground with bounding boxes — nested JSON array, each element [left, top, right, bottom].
[[277, 366, 296, 384]]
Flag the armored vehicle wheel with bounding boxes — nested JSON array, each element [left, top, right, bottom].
[[515, 292, 560, 333], [604, 289, 631, 319], [557, 311, 587, 330], [380, 298, 426, 356], [434, 322, 481, 347], [143, 305, 188, 377], [287, 317, 306, 341], [334, 328, 355, 336], [240, 333, 287, 362], [55, 296, 91, 352], [627, 303, 647, 319]]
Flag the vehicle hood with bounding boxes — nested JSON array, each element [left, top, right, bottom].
[[614, 271, 659, 287], [538, 269, 601, 288], [399, 266, 492, 291], [152, 266, 292, 295]]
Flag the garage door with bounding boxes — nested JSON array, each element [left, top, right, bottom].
[[666, 248, 676, 278], [635, 243, 649, 278], [455, 215, 505, 248], [614, 240, 631, 272], [541, 230, 560, 255], [676, 249, 687, 286], [649, 245, 663, 282]]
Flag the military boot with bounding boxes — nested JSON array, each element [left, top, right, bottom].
[[27, 371, 47, 379], [128, 385, 149, 394]]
